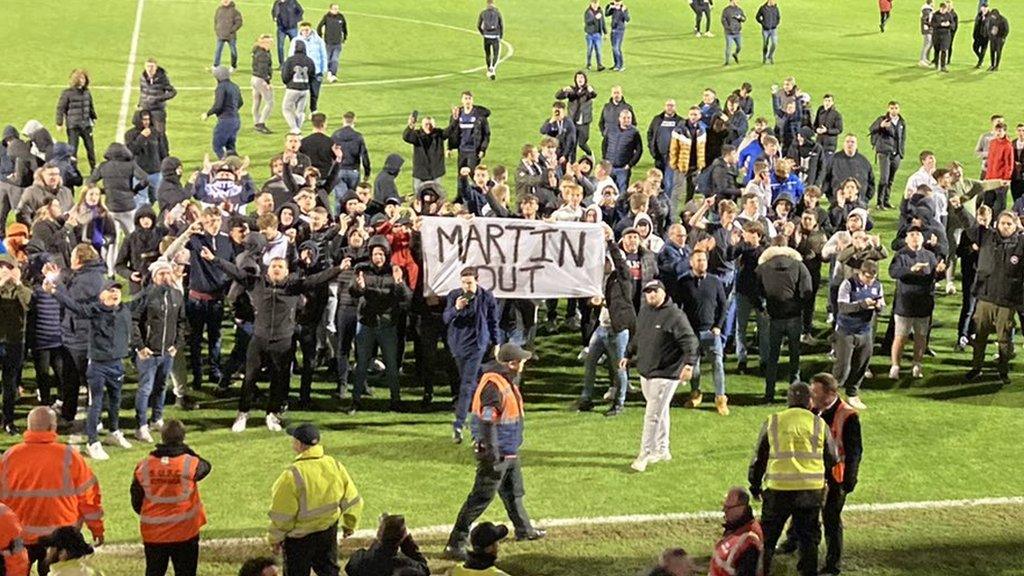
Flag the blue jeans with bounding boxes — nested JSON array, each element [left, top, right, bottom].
[[186, 298, 224, 386], [453, 351, 486, 431], [662, 165, 676, 205], [762, 29, 779, 61], [86, 360, 124, 443], [715, 269, 737, 344], [333, 169, 361, 212], [585, 33, 603, 67], [725, 34, 742, 62], [580, 326, 629, 406], [611, 167, 630, 192], [212, 116, 240, 159], [610, 28, 625, 69], [277, 27, 298, 66], [693, 330, 726, 396], [327, 43, 342, 75], [213, 39, 238, 68], [137, 172, 160, 209], [353, 322, 400, 401], [735, 293, 769, 365], [136, 354, 173, 426]]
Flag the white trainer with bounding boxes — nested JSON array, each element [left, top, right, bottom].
[[911, 364, 923, 379], [266, 413, 283, 432], [847, 396, 867, 410], [231, 412, 248, 433], [888, 365, 900, 380], [630, 454, 650, 472], [86, 442, 110, 461], [136, 426, 154, 443], [108, 430, 132, 449]]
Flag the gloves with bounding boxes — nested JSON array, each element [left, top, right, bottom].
[[842, 482, 856, 495]]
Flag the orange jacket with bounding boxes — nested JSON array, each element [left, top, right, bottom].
[[0, 431, 104, 544], [0, 503, 29, 576], [133, 454, 208, 543]]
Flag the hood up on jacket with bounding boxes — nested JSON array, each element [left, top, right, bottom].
[[134, 204, 157, 228], [21, 120, 45, 138], [1, 125, 17, 144], [103, 142, 133, 162], [758, 244, 804, 266], [382, 153, 404, 176], [367, 234, 392, 259], [293, 40, 307, 54], [160, 156, 183, 179], [47, 142, 75, 163]]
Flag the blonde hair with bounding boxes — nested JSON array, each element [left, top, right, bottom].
[[69, 69, 90, 89]]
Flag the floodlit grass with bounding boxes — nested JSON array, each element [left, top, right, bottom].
[[1, 0, 1023, 574]]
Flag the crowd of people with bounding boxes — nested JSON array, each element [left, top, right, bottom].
[[0, 0, 1018, 575]]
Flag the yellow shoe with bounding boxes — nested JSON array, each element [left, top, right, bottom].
[[715, 395, 730, 416], [684, 390, 703, 408]]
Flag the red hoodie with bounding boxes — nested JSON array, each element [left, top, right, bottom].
[[987, 136, 1014, 180]]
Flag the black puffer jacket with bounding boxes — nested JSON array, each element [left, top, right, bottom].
[[331, 125, 371, 177], [330, 240, 368, 308], [87, 143, 149, 212], [625, 298, 699, 379], [555, 80, 598, 125], [5, 138, 39, 188], [138, 66, 177, 113], [55, 86, 96, 129]]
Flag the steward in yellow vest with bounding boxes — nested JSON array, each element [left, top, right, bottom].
[[748, 382, 837, 576], [268, 423, 363, 576]]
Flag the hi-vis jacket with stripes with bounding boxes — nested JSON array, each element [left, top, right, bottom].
[[0, 431, 104, 544], [268, 445, 363, 544], [748, 407, 838, 494]]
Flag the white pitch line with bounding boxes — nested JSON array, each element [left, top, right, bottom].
[[96, 495, 1024, 554], [115, 0, 146, 143], [0, 10, 514, 93]]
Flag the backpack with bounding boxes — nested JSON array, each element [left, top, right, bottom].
[[481, 9, 501, 34]]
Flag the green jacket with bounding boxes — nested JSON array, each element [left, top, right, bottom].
[[0, 279, 32, 344]]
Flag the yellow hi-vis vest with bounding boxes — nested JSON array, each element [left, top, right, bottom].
[[765, 408, 827, 491], [267, 445, 364, 544]]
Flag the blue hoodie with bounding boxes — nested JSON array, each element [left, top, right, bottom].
[[289, 30, 328, 75]]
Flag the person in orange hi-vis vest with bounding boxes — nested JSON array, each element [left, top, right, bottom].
[[0, 407, 104, 575], [0, 502, 30, 576], [131, 419, 211, 576]]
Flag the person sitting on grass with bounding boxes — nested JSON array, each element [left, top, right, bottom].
[[345, 514, 429, 576]]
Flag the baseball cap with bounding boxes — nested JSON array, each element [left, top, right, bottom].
[[620, 227, 640, 237], [470, 522, 509, 551], [642, 279, 665, 293], [102, 279, 124, 291], [496, 343, 532, 363], [286, 423, 320, 446], [385, 197, 402, 206]]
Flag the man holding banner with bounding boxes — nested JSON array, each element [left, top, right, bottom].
[[443, 266, 500, 445]]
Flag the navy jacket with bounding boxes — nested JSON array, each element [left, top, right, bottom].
[[59, 259, 107, 352], [443, 287, 499, 357]]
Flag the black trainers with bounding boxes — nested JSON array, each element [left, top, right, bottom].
[[999, 372, 1011, 385], [965, 368, 982, 382], [452, 428, 463, 444], [577, 400, 594, 413], [776, 539, 798, 555], [4, 423, 20, 436], [516, 529, 547, 541], [604, 404, 623, 417]]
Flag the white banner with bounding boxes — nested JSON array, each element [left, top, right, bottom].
[[421, 216, 606, 298]]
